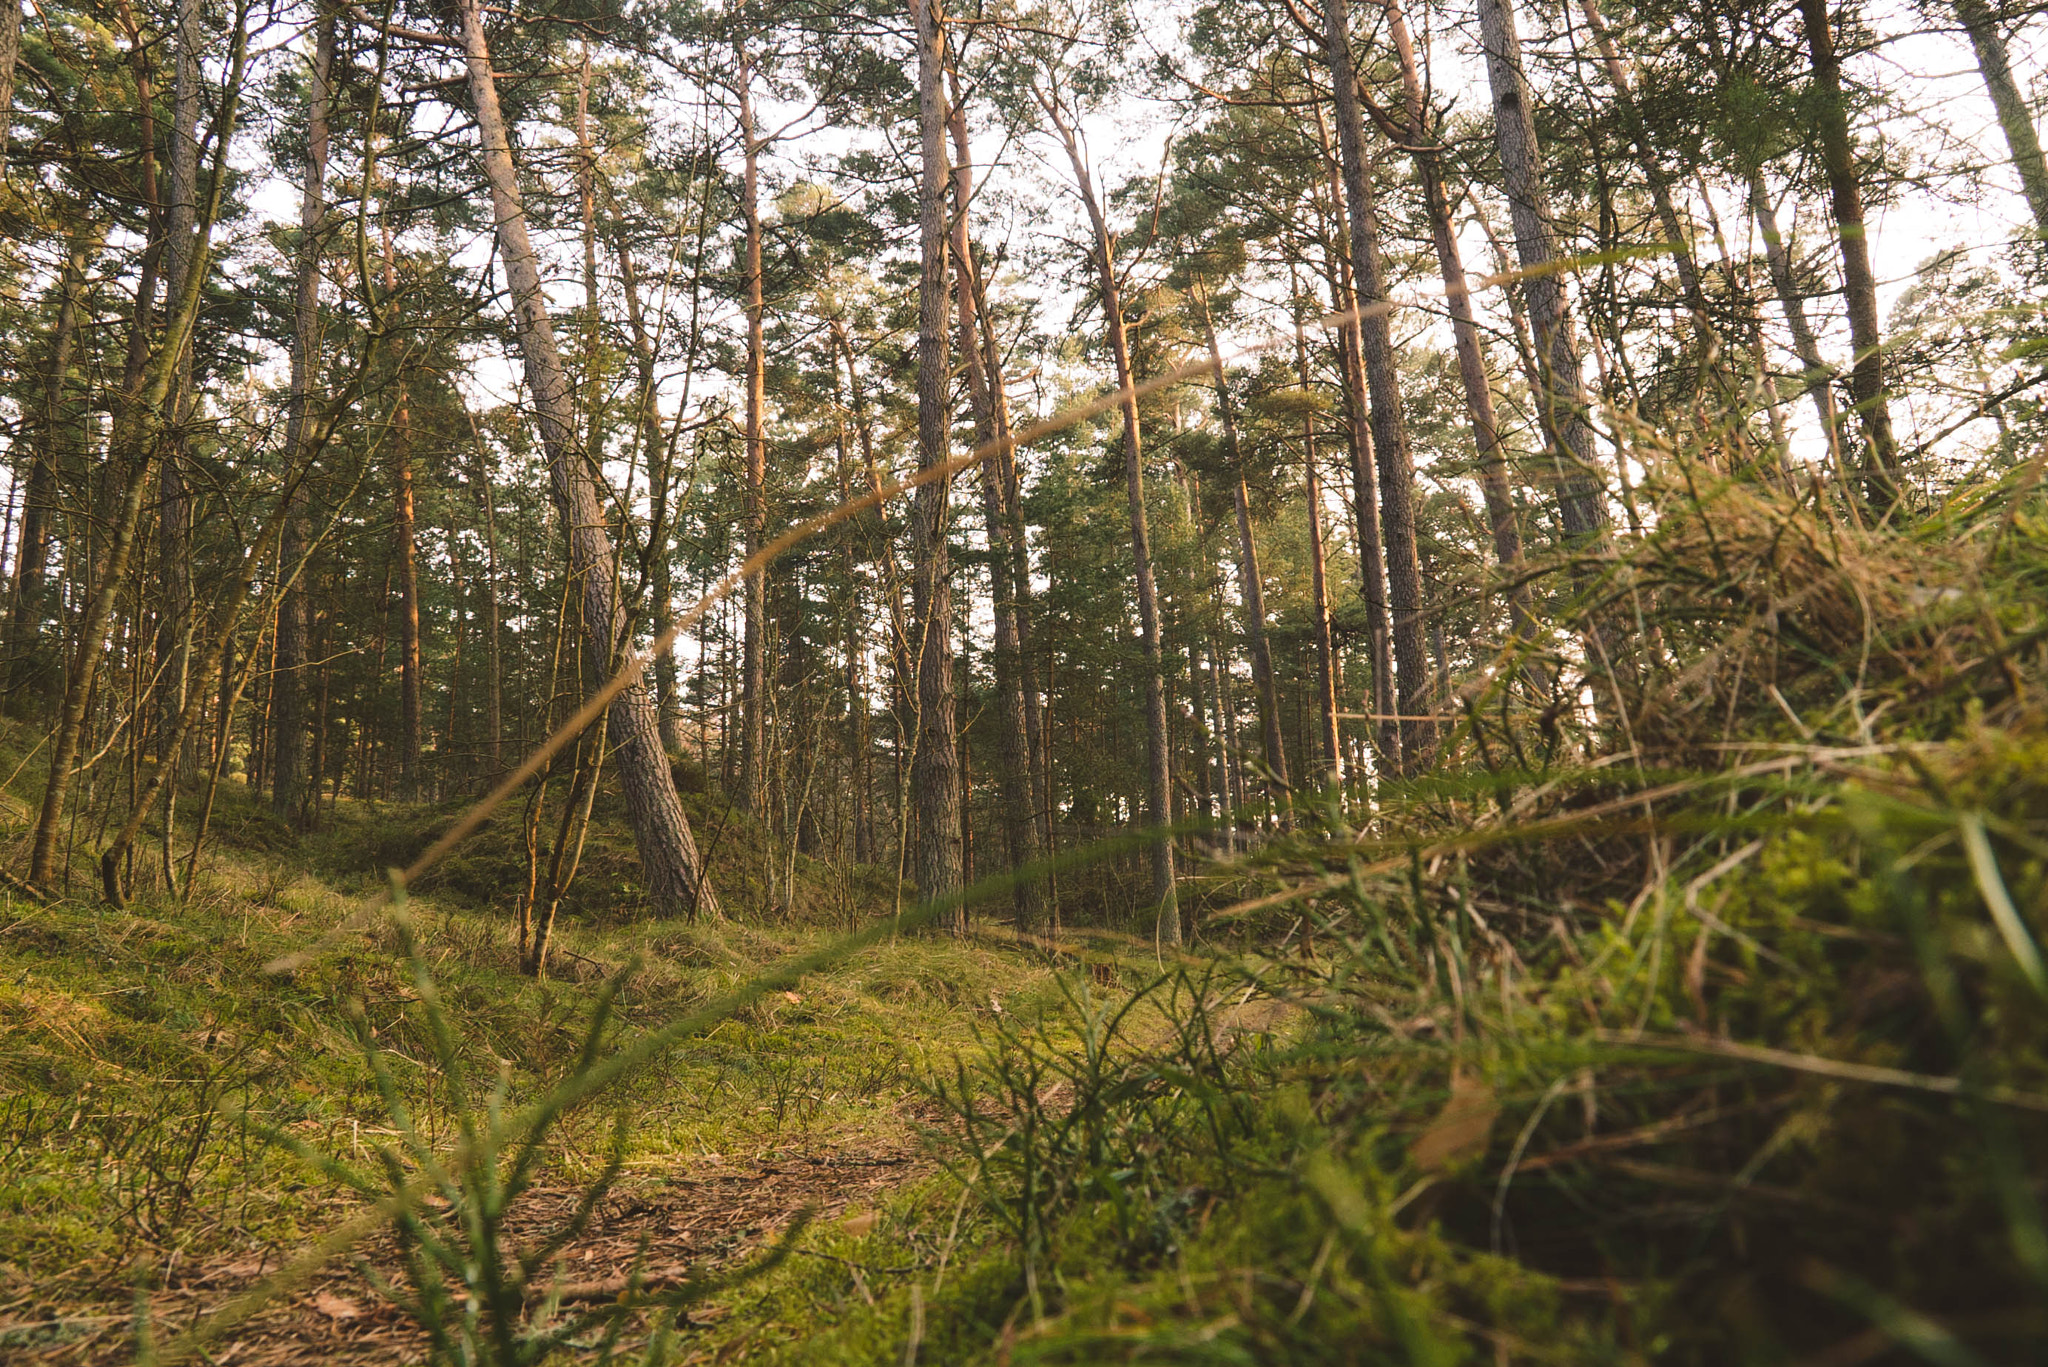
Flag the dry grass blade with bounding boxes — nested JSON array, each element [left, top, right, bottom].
[[1593, 1031, 2048, 1113]]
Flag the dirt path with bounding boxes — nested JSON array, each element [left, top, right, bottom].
[[3, 1138, 932, 1366]]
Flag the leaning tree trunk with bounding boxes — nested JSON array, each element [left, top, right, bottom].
[[908, 0, 963, 918], [1952, 0, 2048, 236], [28, 26, 247, 889], [1748, 173, 1846, 464], [101, 422, 334, 904], [948, 94, 1047, 929], [457, 0, 719, 918], [1796, 0, 1900, 507], [1322, 0, 1434, 770], [1571, 0, 1720, 366], [964, 216, 1051, 848], [1477, 0, 1608, 544], [1041, 88, 1179, 944], [7, 232, 93, 710]]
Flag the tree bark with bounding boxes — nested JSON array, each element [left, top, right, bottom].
[[0, 0, 20, 158], [1953, 0, 2048, 236], [1795, 0, 1900, 506], [1040, 87, 1178, 943], [1477, 0, 1608, 543], [1321, 0, 1433, 769], [909, 0, 963, 918], [457, 0, 718, 917]]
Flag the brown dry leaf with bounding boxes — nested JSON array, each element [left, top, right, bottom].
[[1410, 1073, 1500, 1173], [312, 1291, 365, 1321], [839, 1209, 878, 1237]]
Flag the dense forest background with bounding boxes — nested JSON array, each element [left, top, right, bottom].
[[4, 0, 2038, 927], [3, 0, 2048, 1359]]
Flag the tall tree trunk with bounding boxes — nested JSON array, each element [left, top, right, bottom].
[[1195, 284, 1289, 810], [836, 328, 912, 882], [736, 48, 769, 814], [157, 0, 201, 784], [1953, 0, 2048, 236], [1310, 110, 1397, 766], [909, 0, 963, 917], [1040, 89, 1178, 943], [114, 0, 163, 406], [833, 412, 874, 865], [1477, 0, 1608, 543], [272, 11, 334, 827], [0, 0, 20, 159], [382, 216, 423, 797], [457, 0, 718, 917], [1377, 0, 1528, 607], [965, 226, 1050, 847], [615, 237, 687, 757], [1795, 0, 1900, 506], [948, 92, 1046, 929], [1291, 307, 1343, 785], [1321, 0, 1433, 769]]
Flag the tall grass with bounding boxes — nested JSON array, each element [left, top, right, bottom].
[[890, 450, 2048, 1363]]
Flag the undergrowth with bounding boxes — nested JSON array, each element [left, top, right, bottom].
[[721, 461, 2048, 1364], [9, 454, 2048, 1366]]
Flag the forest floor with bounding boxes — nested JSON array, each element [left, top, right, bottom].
[[12, 482, 2048, 1367], [8, 1144, 930, 1365], [0, 771, 1171, 1365]]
